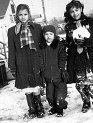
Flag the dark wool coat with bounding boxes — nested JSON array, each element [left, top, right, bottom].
[[65, 15, 93, 83], [8, 22, 43, 89], [40, 38, 67, 83]]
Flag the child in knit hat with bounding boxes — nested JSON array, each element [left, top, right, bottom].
[[40, 25, 68, 117]]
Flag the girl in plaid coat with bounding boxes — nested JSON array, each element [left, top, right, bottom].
[[8, 4, 44, 118], [64, 0, 93, 113]]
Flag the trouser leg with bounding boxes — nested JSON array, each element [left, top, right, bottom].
[[46, 82, 57, 115], [55, 82, 67, 109], [54, 82, 68, 116], [76, 82, 90, 103], [34, 94, 45, 118], [46, 82, 54, 106], [76, 82, 91, 113]]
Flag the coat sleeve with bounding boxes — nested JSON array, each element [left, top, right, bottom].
[[84, 20, 93, 47], [8, 27, 16, 71], [65, 24, 74, 48], [37, 24, 43, 45], [58, 42, 67, 70]]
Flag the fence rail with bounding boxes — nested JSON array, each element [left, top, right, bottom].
[[0, 41, 8, 60]]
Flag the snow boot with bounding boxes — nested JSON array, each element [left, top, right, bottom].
[[47, 101, 57, 115], [48, 106, 57, 115], [56, 108, 63, 117], [34, 95, 45, 118], [82, 101, 91, 113], [48, 104, 57, 115], [26, 93, 36, 118]]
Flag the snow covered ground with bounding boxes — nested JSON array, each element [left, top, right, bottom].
[[0, 80, 93, 123]]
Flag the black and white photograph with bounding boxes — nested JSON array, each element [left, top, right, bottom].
[[0, 0, 93, 123]]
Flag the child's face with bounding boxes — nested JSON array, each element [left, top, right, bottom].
[[69, 6, 82, 20], [18, 9, 29, 23], [44, 32, 55, 44]]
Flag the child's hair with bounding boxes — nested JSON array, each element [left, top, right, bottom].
[[15, 4, 32, 24], [64, 0, 84, 23]]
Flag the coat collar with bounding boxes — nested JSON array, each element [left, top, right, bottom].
[[40, 38, 59, 49]]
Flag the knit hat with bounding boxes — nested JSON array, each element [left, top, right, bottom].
[[43, 25, 56, 36]]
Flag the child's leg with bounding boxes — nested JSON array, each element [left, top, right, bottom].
[[82, 85, 91, 113], [54, 82, 68, 116], [46, 82, 54, 106], [25, 93, 36, 118], [76, 82, 91, 113], [33, 86, 45, 118], [75, 50, 91, 113], [46, 81, 57, 115]]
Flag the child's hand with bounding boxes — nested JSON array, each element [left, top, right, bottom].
[[61, 69, 69, 83]]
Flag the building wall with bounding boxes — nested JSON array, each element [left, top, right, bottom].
[[0, 0, 16, 59]]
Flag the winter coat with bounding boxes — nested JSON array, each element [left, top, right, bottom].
[[65, 15, 93, 83], [40, 38, 67, 83], [8, 22, 43, 89]]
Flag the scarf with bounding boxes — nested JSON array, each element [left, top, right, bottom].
[[15, 22, 36, 50]]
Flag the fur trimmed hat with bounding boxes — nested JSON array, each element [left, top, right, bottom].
[[43, 25, 56, 36]]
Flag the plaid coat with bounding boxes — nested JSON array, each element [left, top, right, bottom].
[[8, 22, 43, 89]]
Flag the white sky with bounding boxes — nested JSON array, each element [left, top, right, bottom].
[[13, 0, 93, 20]]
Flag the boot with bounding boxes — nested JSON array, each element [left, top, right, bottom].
[[48, 102, 57, 115], [34, 95, 45, 118], [56, 108, 63, 117], [26, 93, 36, 118], [82, 101, 91, 113], [48, 106, 57, 115]]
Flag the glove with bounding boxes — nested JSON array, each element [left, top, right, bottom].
[[61, 69, 69, 83]]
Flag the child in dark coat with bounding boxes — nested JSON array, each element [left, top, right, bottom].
[[64, 0, 93, 113], [8, 4, 44, 118], [40, 25, 68, 117]]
